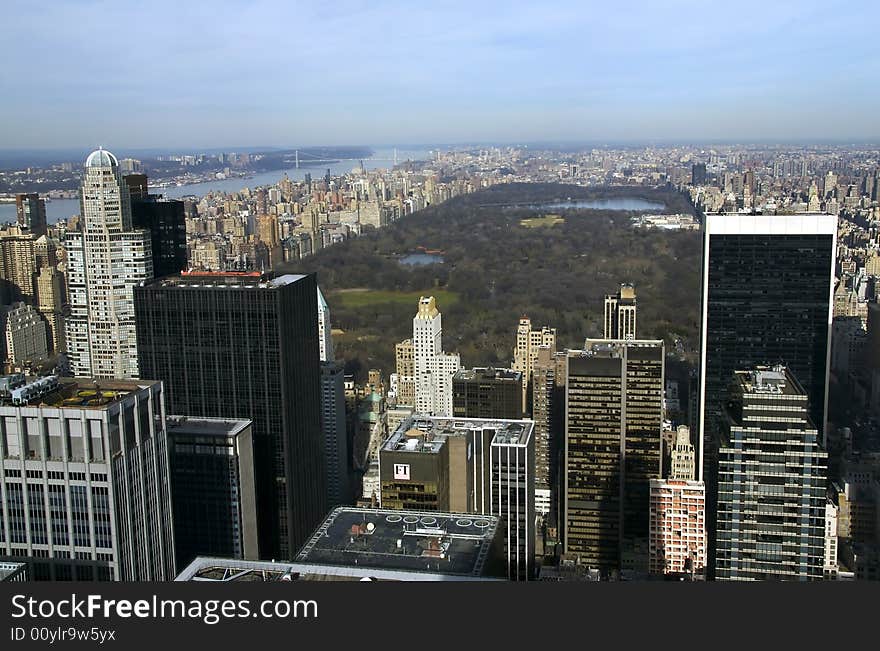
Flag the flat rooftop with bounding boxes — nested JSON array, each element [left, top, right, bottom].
[[734, 365, 806, 397], [166, 415, 251, 439], [454, 367, 522, 382], [0, 376, 158, 410], [383, 415, 534, 454], [144, 272, 308, 290], [294, 507, 501, 578], [0, 562, 26, 582], [175, 556, 502, 582]]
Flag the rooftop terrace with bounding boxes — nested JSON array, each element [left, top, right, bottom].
[[294, 507, 502, 578], [382, 415, 533, 454]]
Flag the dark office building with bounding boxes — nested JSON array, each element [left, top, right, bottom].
[[124, 174, 187, 277], [452, 367, 523, 420], [15, 193, 47, 236], [698, 213, 836, 467], [691, 163, 707, 186], [135, 272, 327, 560], [699, 214, 836, 578], [166, 416, 259, 570], [563, 340, 664, 576], [714, 366, 827, 581]]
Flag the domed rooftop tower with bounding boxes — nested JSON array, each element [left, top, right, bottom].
[[85, 148, 119, 169]]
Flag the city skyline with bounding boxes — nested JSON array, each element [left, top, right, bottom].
[[3, 1, 880, 148]]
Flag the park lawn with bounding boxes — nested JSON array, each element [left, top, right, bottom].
[[520, 213, 565, 228], [330, 288, 460, 309]]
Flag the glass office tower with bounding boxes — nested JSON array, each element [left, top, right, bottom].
[[715, 366, 827, 581], [698, 213, 837, 472], [135, 272, 326, 561]]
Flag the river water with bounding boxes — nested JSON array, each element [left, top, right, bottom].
[[0, 147, 434, 224]]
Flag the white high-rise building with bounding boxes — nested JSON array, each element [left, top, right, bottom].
[[410, 296, 460, 417], [317, 286, 333, 362], [512, 317, 556, 412], [4, 302, 49, 365], [65, 149, 152, 379]]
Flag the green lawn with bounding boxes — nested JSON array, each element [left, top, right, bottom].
[[331, 288, 460, 309], [520, 213, 565, 228]]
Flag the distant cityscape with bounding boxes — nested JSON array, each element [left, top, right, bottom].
[[1, 139, 880, 583]]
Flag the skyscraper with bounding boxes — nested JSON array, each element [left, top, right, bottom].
[[531, 346, 561, 517], [321, 360, 351, 507], [411, 296, 460, 417], [317, 286, 332, 362], [166, 416, 259, 570], [0, 376, 174, 581], [714, 366, 827, 581], [124, 174, 187, 278], [379, 415, 535, 579], [65, 149, 152, 379], [698, 213, 836, 473], [3, 302, 48, 366], [35, 266, 65, 354], [14, 193, 47, 236], [603, 283, 637, 340], [512, 317, 557, 413], [648, 426, 706, 578], [452, 367, 523, 420], [0, 229, 36, 303], [563, 339, 664, 575], [134, 271, 326, 560]]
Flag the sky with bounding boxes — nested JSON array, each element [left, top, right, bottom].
[[2, 0, 880, 149]]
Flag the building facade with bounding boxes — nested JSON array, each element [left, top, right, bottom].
[[564, 340, 664, 576], [0, 377, 174, 581], [512, 317, 557, 413], [35, 266, 65, 354], [3, 303, 48, 366], [166, 416, 258, 571], [699, 213, 837, 470], [604, 283, 637, 340], [714, 366, 828, 581], [125, 175, 187, 278], [408, 296, 460, 417], [452, 367, 523, 420], [321, 360, 351, 508], [135, 271, 326, 561], [648, 426, 706, 578], [14, 193, 47, 236], [65, 149, 153, 379], [379, 416, 535, 579]]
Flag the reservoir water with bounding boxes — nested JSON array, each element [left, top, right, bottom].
[[531, 198, 666, 211], [399, 253, 445, 266]]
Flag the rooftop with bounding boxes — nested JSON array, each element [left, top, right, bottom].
[[144, 272, 309, 290], [383, 415, 533, 454], [0, 562, 26, 582], [166, 415, 251, 439], [454, 367, 522, 382], [0, 376, 158, 410], [294, 506, 502, 578], [85, 148, 118, 169], [176, 556, 501, 582], [734, 365, 805, 397]]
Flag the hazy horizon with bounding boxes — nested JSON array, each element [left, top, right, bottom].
[[3, 0, 880, 148]]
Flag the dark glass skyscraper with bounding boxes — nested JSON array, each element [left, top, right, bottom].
[[452, 367, 523, 420], [698, 213, 837, 474], [15, 193, 47, 236], [563, 340, 664, 576], [166, 416, 259, 570], [134, 272, 326, 560], [124, 174, 187, 278]]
